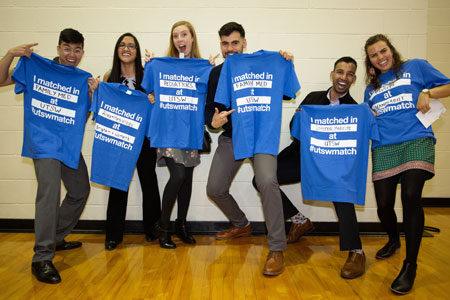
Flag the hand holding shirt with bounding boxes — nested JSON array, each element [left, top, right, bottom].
[[141, 57, 213, 150], [291, 104, 379, 205], [11, 52, 91, 169], [214, 50, 300, 160], [90, 82, 151, 191]]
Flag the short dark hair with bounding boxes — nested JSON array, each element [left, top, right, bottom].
[[334, 56, 357, 70], [218, 22, 245, 38], [58, 28, 84, 48]]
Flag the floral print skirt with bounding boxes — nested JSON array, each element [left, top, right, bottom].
[[157, 148, 200, 168]]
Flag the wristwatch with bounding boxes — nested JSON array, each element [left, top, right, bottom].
[[422, 89, 431, 96]]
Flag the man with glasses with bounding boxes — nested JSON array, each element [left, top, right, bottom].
[[0, 28, 98, 284]]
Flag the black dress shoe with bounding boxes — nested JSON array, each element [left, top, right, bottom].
[[159, 234, 176, 249], [55, 240, 82, 251], [376, 240, 400, 259], [175, 219, 196, 244], [145, 232, 157, 242], [154, 222, 176, 249], [105, 240, 120, 251], [391, 261, 417, 294], [31, 260, 61, 284]]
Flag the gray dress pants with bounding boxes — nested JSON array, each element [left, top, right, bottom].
[[32, 155, 90, 262], [206, 135, 286, 251]]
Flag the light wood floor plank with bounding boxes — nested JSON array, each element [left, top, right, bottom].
[[0, 207, 449, 299]]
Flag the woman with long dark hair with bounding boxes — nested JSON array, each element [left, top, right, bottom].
[[103, 33, 161, 250], [364, 33, 450, 294]]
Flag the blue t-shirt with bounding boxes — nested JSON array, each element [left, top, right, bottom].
[[11, 52, 92, 169], [90, 82, 151, 191], [214, 50, 300, 159], [364, 59, 450, 149], [141, 57, 213, 149], [291, 104, 379, 205]]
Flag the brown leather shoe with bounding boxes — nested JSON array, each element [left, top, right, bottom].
[[262, 251, 284, 276], [215, 224, 252, 240], [341, 251, 365, 279], [286, 219, 314, 244]]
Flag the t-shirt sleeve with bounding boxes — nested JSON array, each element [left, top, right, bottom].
[[283, 60, 301, 99], [290, 111, 302, 140], [11, 57, 27, 94], [196, 62, 213, 94], [141, 61, 155, 94], [365, 105, 379, 141], [419, 59, 450, 89], [214, 60, 231, 108], [363, 87, 373, 107]]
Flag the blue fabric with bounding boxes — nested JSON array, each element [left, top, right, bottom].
[[90, 82, 151, 191], [291, 104, 379, 205], [214, 50, 300, 159], [364, 59, 450, 149], [141, 57, 212, 149], [11, 52, 91, 169]]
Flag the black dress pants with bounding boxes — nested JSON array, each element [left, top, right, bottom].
[[105, 138, 161, 242]]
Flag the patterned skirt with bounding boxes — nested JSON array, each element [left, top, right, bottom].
[[157, 148, 200, 168], [372, 137, 435, 181]]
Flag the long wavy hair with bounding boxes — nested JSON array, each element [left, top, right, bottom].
[[166, 21, 201, 58], [364, 34, 405, 90], [107, 33, 144, 91]]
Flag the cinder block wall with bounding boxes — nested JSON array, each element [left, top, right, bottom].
[[0, 0, 448, 223]]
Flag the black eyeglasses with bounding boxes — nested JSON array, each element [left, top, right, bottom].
[[118, 43, 136, 50]]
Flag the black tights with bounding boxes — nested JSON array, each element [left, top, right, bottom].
[[374, 169, 428, 264], [160, 157, 194, 228]]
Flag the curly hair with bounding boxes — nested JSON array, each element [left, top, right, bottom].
[[364, 34, 405, 90]]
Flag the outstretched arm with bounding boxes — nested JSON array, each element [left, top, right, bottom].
[[0, 43, 38, 87]]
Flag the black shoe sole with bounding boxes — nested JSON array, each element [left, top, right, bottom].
[[159, 240, 176, 249], [391, 286, 412, 295], [176, 234, 196, 244], [375, 249, 399, 260], [375, 244, 400, 260], [145, 234, 158, 242], [31, 269, 61, 284]]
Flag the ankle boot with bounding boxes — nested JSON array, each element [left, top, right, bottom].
[[376, 239, 400, 259], [391, 261, 417, 295], [154, 222, 176, 249], [175, 219, 196, 244]]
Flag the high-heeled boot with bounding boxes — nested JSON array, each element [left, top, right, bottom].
[[145, 224, 158, 242], [391, 261, 417, 295], [175, 219, 196, 244], [154, 222, 176, 249]]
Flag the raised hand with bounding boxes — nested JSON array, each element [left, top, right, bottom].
[[211, 107, 235, 128]]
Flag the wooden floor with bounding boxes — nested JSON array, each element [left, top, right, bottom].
[[0, 208, 449, 300]]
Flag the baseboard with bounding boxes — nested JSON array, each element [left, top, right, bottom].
[[422, 197, 450, 207], [0, 219, 407, 236], [1, 198, 445, 235]]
